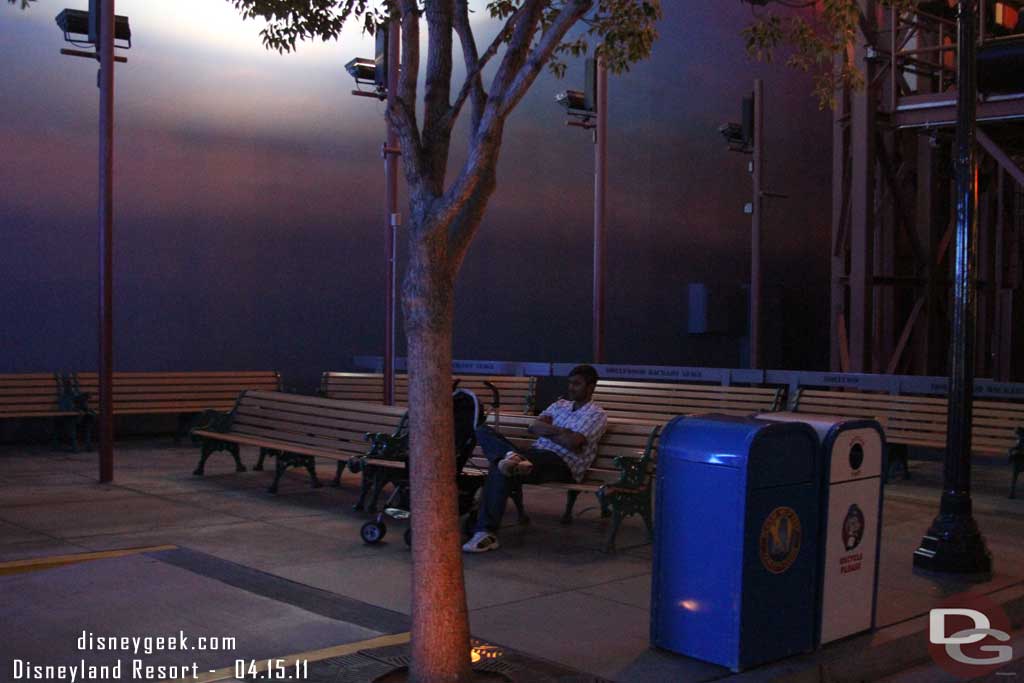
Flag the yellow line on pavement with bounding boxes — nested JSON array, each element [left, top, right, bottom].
[[0, 545, 178, 576], [182, 632, 412, 682]]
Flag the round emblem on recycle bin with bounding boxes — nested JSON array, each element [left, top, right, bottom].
[[842, 503, 865, 551], [759, 506, 802, 574]]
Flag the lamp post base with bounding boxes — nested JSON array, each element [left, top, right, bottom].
[[913, 494, 992, 576]]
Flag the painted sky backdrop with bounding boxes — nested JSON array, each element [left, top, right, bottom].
[[1, 1, 833, 389]]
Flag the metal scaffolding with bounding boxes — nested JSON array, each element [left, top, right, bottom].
[[831, 0, 1024, 381]]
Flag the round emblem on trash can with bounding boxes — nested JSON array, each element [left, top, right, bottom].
[[759, 506, 802, 574], [842, 503, 865, 551]]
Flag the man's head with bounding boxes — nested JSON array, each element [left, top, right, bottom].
[[567, 364, 599, 405]]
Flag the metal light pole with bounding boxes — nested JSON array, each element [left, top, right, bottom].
[[56, 2, 129, 483], [750, 79, 764, 369], [913, 0, 992, 575], [97, 0, 115, 483], [593, 57, 607, 364], [383, 18, 400, 406]]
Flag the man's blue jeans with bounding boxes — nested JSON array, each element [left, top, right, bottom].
[[474, 425, 572, 533]]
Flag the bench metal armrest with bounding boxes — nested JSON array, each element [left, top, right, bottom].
[[600, 425, 661, 494], [361, 411, 410, 462], [190, 410, 233, 442], [364, 431, 409, 460], [605, 454, 649, 491]]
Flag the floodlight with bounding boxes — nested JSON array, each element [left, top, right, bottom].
[[346, 57, 378, 83], [718, 122, 747, 149], [55, 6, 131, 48], [556, 89, 587, 111]]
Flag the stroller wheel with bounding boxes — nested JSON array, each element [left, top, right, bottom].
[[360, 521, 387, 544], [403, 528, 412, 547]]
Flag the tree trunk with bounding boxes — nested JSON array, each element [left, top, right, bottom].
[[403, 220, 473, 683]]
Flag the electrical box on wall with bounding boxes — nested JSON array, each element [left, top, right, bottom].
[[687, 283, 745, 335]]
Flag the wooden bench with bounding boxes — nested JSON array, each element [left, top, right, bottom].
[[794, 388, 1024, 494], [321, 372, 537, 414], [455, 415, 661, 553], [190, 391, 408, 493], [592, 379, 784, 424], [73, 371, 281, 441], [0, 373, 89, 450]]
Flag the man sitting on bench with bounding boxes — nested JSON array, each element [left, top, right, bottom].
[[462, 364, 607, 553]]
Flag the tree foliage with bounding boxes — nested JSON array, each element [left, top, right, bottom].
[[742, 0, 917, 108]]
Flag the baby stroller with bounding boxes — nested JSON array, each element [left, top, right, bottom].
[[349, 384, 488, 546]]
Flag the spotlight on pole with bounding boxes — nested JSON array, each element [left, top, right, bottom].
[[346, 26, 390, 99], [555, 89, 587, 111], [55, 1, 131, 49], [719, 94, 755, 153], [345, 57, 378, 83], [556, 58, 598, 129]]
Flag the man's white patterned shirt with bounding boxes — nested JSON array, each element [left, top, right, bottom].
[[533, 399, 608, 482]]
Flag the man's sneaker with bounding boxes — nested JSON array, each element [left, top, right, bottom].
[[462, 531, 500, 553]]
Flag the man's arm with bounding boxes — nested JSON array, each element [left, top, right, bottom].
[[529, 417, 586, 452]]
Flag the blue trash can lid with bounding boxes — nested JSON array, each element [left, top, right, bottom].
[[660, 413, 817, 469]]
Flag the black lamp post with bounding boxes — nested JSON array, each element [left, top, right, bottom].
[[913, 0, 992, 576]]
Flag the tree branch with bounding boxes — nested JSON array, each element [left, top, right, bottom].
[[390, 0, 428, 192], [487, 0, 547, 102], [499, 0, 593, 117], [422, 0, 456, 195], [452, 0, 487, 131], [447, 2, 527, 135]]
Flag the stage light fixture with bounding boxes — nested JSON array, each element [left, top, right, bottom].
[[55, 5, 131, 48]]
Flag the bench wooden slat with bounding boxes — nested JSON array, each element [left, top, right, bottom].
[[794, 388, 1023, 457], [71, 371, 282, 418], [0, 373, 76, 418]]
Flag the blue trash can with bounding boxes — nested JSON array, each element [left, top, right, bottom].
[[650, 414, 822, 671]]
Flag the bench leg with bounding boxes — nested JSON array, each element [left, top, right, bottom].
[[174, 413, 196, 446], [603, 509, 624, 554], [641, 503, 654, 542], [561, 490, 581, 525], [229, 444, 245, 473], [50, 417, 61, 451], [255, 448, 268, 472], [885, 444, 910, 482], [354, 469, 373, 511], [193, 442, 215, 476], [194, 440, 245, 476], [332, 461, 345, 487], [269, 453, 287, 494], [302, 456, 322, 488], [510, 484, 529, 525], [1011, 461, 1021, 500]]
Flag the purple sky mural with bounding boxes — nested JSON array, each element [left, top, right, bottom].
[[1, 1, 833, 388]]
